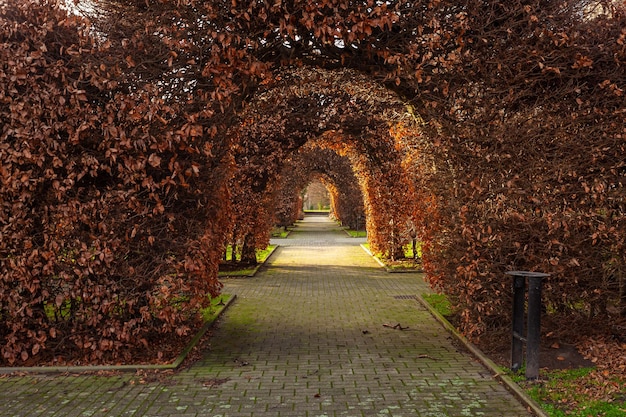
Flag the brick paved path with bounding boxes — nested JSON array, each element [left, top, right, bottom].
[[0, 216, 533, 417]]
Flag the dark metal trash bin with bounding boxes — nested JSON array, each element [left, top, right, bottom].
[[505, 271, 550, 380]]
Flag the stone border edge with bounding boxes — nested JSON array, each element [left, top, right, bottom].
[[360, 243, 388, 270], [359, 244, 423, 274], [414, 293, 550, 417], [0, 294, 237, 375]]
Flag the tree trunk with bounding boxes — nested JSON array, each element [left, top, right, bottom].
[[240, 240, 257, 265], [231, 241, 238, 262]]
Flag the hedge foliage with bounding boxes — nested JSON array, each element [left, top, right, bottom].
[[1, 0, 624, 364]]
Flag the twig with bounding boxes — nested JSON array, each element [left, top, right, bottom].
[[383, 323, 410, 330]]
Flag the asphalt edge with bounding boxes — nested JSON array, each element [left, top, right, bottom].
[[0, 294, 237, 375], [414, 293, 550, 417]]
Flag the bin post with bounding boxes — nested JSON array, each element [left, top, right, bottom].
[[511, 274, 526, 371], [505, 271, 550, 380], [526, 275, 544, 379]]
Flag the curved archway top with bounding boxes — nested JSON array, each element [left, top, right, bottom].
[[275, 145, 366, 229], [256, 67, 409, 114], [285, 145, 358, 184], [241, 66, 420, 134], [234, 66, 423, 162]]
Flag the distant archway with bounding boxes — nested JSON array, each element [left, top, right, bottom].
[[226, 67, 421, 261], [274, 145, 365, 232], [302, 179, 330, 212]]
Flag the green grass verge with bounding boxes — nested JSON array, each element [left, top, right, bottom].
[[362, 243, 422, 271], [223, 244, 278, 261], [511, 367, 626, 417], [422, 293, 454, 317], [271, 228, 290, 238], [362, 242, 421, 259], [201, 294, 232, 322], [255, 245, 275, 262], [218, 244, 276, 277], [345, 229, 367, 237]]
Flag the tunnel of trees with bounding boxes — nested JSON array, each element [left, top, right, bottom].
[[276, 145, 366, 231], [226, 66, 415, 264], [0, 0, 624, 366]]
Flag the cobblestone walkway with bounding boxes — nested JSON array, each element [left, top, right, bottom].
[[0, 216, 533, 416]]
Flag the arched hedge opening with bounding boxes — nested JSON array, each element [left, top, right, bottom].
[[1, 0, 624, 366], [227, 66, 418, 260], [274, 146, 365, 231]]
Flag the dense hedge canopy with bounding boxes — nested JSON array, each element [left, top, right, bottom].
[[1, 0, 624, 364], [0, 0, 232, 364]]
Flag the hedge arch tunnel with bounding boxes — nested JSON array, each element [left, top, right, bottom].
[[274, 146, 366, 231], [226, 67, 423, 263], [1, 0, 625, 366]]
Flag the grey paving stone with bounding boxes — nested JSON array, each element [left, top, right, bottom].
[[0, 216, 533, 416]]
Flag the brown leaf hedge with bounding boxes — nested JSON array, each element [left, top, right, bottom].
[[1, 0, 624, 364], [1, 1, 231, 364]]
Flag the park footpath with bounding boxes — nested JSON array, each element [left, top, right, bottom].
[[0, 216, 536, 417]]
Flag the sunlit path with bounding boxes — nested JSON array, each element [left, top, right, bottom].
[[0, 215, 533, 416], [181, 215, 533, 416]]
